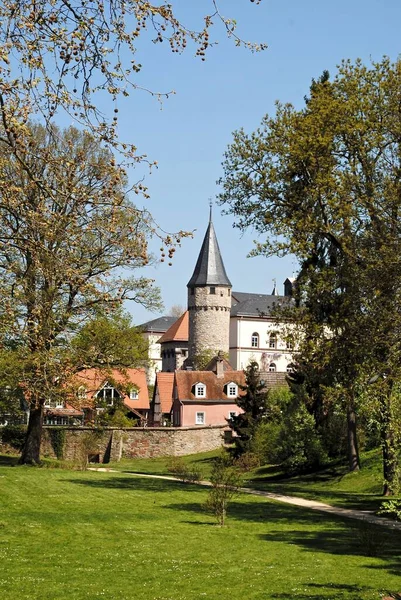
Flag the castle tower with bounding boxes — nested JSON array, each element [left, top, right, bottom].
[[187, 207, 232, 365]]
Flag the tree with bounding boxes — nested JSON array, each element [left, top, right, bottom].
[[219, 58, 401, 491], [0, 1, 266, 163], [71, 308, 149, 370], [229, 360, 269, 458], [0, 123, 163, 464]]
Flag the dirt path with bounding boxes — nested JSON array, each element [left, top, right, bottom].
[[89, 468, 401, 531]]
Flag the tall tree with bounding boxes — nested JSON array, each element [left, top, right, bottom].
[[229, 360, 269, 457], [0, 123, 162, 463], [219, 58, 401, 491]]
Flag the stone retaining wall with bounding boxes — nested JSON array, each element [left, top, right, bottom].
[[41, 425, 227, 463]]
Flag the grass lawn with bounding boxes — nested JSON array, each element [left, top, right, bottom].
[[104, 448, 398, 514], [0, 459, 401, 600]]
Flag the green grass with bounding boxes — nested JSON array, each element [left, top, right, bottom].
[[106, 448, 397, 513], [245, 449, 395, 513], [0, 459, 401, 599]]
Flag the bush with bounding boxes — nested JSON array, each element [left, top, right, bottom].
[[204, 453, 242, 526], [0, 425, 27, 452], [354, 519, 387, 557], [378, 499, 401, 522], [166, 457, 203, 483]]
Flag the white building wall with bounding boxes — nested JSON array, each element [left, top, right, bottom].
[[229, 317, 295, 372]]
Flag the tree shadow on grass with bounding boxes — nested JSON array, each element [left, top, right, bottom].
[[166, 497, 401, 566], [68, 473, 203, 495], [0, 454, 19, 466], [271, 582, 383, 599]]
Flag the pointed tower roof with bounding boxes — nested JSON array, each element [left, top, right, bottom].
[[187, 207, 231, 287]]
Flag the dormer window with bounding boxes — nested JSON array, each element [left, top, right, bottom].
[[96, 382, 121, 406], [193, 382, 206, 398], [129, 388, 138, 400], [225, 382, 238, 398], [77, 386, 87, 400]]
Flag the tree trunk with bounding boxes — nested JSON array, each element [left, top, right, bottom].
[[346, 401, 360, 472], [19, 404, 44, 465]]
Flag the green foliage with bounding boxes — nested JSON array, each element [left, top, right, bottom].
[[220, 57, 401, 484], [71, 308, 149, 370], [379, 499, 401, 522], [0, 425, 27, 452], [204, 453, 242, 526], [229, 361, 269, 457], [48, 428, 66, 460], [192, 349, 224, 371], [265, 399, 328, 476]]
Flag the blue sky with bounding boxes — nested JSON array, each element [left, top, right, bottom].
[[114, 0, 401, 325]]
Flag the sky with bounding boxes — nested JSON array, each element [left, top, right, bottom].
[[111, 0, 401, 325]]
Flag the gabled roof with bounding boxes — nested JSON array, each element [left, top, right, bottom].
[[158, 311, 189, 343], [175, 370, 245, 403], [187, 213, 231, 287], [155, 372, 175, 414], [230, 291, 292, 318], [138, 316, 177, 333], [71, 368, 149, 410]]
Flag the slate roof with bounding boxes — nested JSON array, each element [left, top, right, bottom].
[[230, 291, 291, 318], [187, 216, 231, 287], [155, 372, 175, 414], [175, 370, 245, 403], [158, 311, 189, 343], [138, 316, 177, 333]]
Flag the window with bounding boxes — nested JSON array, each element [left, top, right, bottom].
[[196, 412, 205, 425], [44, 399, 51, 408], [228, 411, 237, 420], [286, 364, 295, 373], [195, 383, 206, 398], [269, 363, 276, 372], [228, 289, 231, 296], [129, 389, 138, 400], [55, 400, 64, 409], [226, 383, 238, 398], [209, 286, 216, 295], [269, 333, 277, 349], [251, 333, 259, 348], [96, 382, 121, 406], [286, 338, 293, 350], [77, 386, 87, 400]]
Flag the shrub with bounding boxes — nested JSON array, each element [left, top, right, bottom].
[[354, 519, 387, 557], [166, 457, 203, 483], [0, 425, 27, 452], [378, 499, 401, 522], [204, 454, 242, 526]]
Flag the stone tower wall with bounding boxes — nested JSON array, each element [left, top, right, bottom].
[[188, 285, 231, 362]]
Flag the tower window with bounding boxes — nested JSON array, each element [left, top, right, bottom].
[[209, 286, 216, 295], [228, 289, 231, 296]]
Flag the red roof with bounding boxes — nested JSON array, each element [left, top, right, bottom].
[[174, 370, 245, 403], [158, 311, 189, 343], [71, 368, 149, 410], [155, 372, 175, 413]]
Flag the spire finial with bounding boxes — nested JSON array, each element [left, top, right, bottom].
[[208, 198, 213, 222]]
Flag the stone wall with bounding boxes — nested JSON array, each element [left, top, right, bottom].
[[188, 285, 231, 362], [41, 425, 227, 463]]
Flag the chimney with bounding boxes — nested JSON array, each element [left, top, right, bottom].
[[216, 350, 225, 379]]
